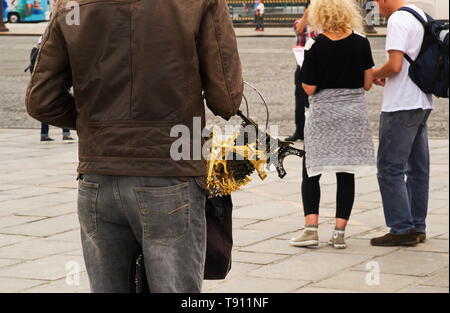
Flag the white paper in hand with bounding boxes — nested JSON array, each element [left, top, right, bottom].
[[293, 46, 305, 67]]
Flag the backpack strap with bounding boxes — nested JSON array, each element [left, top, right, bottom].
[[403, 52, 414, 64], [397, 7, 429, 64], [398, 7, 429, 26]]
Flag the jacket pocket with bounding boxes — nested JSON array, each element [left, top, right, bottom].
[[134, 182, 190, 245], [77, 179, 99, 238]]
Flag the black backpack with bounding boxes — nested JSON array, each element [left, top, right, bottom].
[[398, 7, 449, 99]]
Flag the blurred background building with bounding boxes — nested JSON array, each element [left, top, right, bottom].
[[412, 0, 449, 20], [226, 0, 448, 26], [227, 0, 310, 26], [1, 0, 448, 26]]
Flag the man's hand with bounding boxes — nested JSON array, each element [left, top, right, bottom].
[[373, 78, 386, 87]]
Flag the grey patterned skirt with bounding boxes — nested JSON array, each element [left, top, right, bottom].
[[304, 88, 376, 177]]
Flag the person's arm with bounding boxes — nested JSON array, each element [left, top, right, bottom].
[[300, 39, 318, 96], [373, 17, 407, 80], [197, 0, 243, 120], [373, 50, 404, 79], [296, 8, 309, 34], [363, 37, 375, 91], [364, 68, 374, 91], [25, 13, 76, 130]]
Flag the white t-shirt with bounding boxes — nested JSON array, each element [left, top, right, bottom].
[[256, 3, 265, 15], [382, 4, 433, 112]]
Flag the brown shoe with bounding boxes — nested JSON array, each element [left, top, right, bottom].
[[371, 231, 418, 247], [412, 230, 427, 243], [63, 135, 75, 141], [40, 136, 55, 142]]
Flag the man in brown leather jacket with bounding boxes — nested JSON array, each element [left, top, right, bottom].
[[26, 0, 243, 293]]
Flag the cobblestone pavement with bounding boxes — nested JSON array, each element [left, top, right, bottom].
[[0, 35, 448, 138], [0, 130, 448, 293]]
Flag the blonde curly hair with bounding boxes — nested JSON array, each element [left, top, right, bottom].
[[308, 0, 364, 34]]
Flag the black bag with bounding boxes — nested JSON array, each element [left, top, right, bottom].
[[132, 195, 234, 292], [398, 7, 449, 98], [204, 195, 233, 280]]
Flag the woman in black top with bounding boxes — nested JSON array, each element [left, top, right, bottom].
[[301, 32, 375, 92], [289, 0, 376, 249]]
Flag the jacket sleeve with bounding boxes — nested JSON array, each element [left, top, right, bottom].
[[25, 15, 76, 130], [197, 0, 244, 120]]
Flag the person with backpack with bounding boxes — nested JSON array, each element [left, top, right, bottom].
[[370, 0, 448, 246]]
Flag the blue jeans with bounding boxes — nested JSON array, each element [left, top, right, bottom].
[[377, 109, 431, 235], [40, 123, 70, 136], [77, 175, 206, 293]]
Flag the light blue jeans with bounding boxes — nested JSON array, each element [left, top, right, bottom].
[[377, 109, 431, 235], [77, 175, 206, 293]]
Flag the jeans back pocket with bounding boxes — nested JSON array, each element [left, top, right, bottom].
[[134, 182, 190, 245], [77, 180, 99, 238]]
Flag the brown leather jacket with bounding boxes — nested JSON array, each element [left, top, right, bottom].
[[26, 0, 243, 177]]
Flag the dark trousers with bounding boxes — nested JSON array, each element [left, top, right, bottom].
[[41, 123, 70, 136], [301, 158, 355, 220], [294, 66, 309, 140], [255, 15, 264, 30]]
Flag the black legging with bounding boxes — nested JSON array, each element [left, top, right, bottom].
[[301, 158, 355, 220], [294, 66, 309, 140]]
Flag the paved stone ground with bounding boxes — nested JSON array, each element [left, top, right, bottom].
[[0, 130, 448, 293]]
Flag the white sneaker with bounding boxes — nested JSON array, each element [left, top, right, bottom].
[[289, 226, 319, 247], [328, 230, 346, 249]]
